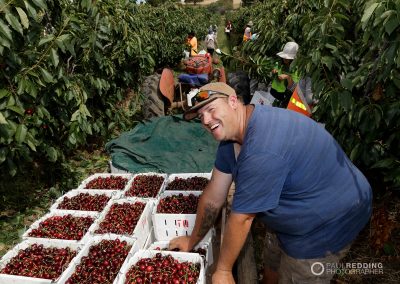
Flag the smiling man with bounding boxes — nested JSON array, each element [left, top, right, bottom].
[[169, 82, 372, 284]]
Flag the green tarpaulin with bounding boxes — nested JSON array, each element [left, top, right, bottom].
[[105, 115, 219, 173]]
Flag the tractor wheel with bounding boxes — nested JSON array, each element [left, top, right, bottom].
[[141, 74, 165, 119], [227, 71, 251, 105]]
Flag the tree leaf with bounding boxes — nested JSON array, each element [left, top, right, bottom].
[[25, 132, 37, 151], [46, 146, 58, 162], [361, 3, 379, 29], [68, 133, 77, 145], [358, 105, 369, 123], [371, 158, 396, 169], [350, 143, 361, 161], [23, 0, 37, 20], [15, 7, 29, 29], [321, 56, 333, 70], [5, 12, 23, 35], [79, 104, 91, 117], [7, 158, 17, 176], [0, 19, 12, 40], [50, 48, 59, 67], [0, 89, 10, 100], [40, 67, 54, 83], [0, 112, 7, 124], [0, 147, 7, 164], [7, 105, 24, 116], [71, 109, 80, 121], [38, 34, 54, 46], [15, 124, 27, 144], [339, 91, 352, 111], [26, 139, 37, 151], [384, 15, 399, 35], [31, 0, 47, 10], [341, 78, 353, 90]]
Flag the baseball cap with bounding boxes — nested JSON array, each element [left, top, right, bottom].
[[277, 42, 299, 60], [183, 82, 236, 120]]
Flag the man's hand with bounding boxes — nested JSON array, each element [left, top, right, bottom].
[[168, 236, 191, 252], [212, 269, 235, 284], [278, 74, 290, 81]]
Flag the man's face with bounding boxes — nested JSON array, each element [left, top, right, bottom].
[[197, 96, 237, 141]]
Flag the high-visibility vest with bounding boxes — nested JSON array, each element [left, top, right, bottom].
[[287, 85, 312, 117]]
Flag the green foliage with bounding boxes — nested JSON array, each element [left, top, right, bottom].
[[0, 0, 213, 178], [223, 0, 400, 191], [206, 0, 233, 15]]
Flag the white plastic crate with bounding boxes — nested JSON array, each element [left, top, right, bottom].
[[165, 173, 211, 191], [58, 235, 139, 284], [50, 189, 119, 213], [109, 161, 130, 174], [89, 198, 154, 249], [0, 239, 82, 284], [148, 239, 213, 269], [121, 172, 167, 199], [143, 226, 156, 249], [22, 211, 98, 245], [146, 226, 214, 246], [115, 249, 205, 284], [78, 173, 133, 191], [152, 191, 202, 241]]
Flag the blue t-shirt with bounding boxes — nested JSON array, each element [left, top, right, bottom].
[[215, 105, 372, 259]]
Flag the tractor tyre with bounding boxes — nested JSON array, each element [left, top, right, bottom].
[[227, 71, 251, 105], [141, 74, 165, 119]]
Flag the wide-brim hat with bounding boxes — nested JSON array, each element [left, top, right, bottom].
[[247, 21, 253, 27], [183, 82, 236, 120], [277, 41, 299, 60]]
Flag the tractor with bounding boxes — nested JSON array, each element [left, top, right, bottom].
[[141, 53, 226, 119]]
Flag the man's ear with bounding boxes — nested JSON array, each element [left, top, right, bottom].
[[228, 95, 239, 109]]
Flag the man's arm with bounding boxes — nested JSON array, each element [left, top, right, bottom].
[[169, 167, 232, 251], [213, 212, 255, 284]]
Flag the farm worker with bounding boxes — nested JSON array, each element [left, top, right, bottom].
[[286, 76, 316, 117], [212, 24, 218, 38], [271, 41, 300, 107], [169, 82, 372, 284], [205, 29, 218, 56], [225, 21, 232, 39], [243, 21, 253, 42], [187, 31, 198, 57]]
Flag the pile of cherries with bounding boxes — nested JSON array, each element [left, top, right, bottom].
[[84, 176, 128, 190], [95, 202, 146, 235], [57, 193, 111, 211], [166, 177, 209, 191], [28, 215, 94, 240], [157, 193, 199, 214], [1, 244, 76, 280], [125, 253, 200, 284], [155, 246, 207, 259], [125, 175, 165, 198], [65, 239, 131, 284]]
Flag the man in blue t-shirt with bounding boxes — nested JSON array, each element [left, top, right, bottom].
[[169, 82, 372, 284]]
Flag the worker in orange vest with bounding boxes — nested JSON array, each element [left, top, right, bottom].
[[286, 77, 315, 117]]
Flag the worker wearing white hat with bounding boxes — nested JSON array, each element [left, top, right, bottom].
[[270, 42, 300, 107], [243, 21, 253, 42]]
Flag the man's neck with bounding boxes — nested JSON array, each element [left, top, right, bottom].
[[235, 104, 254, 144]]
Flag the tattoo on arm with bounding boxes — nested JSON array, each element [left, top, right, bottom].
[[198, 203, 219, 238]]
